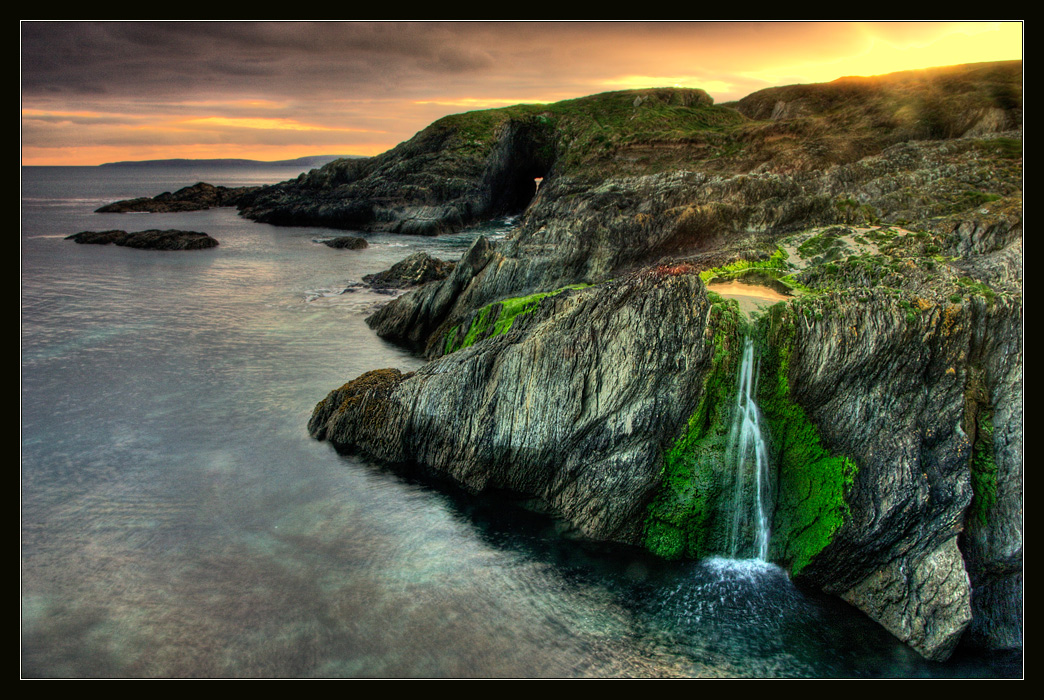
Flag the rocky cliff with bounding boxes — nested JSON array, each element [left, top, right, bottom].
[[304, 61, 1022, 661]]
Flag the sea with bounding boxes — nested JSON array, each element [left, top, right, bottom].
[[20, 165, 1022, 678]]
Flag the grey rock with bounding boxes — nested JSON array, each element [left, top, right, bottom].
[[314, 269, 717, 543], [306, 63, 1023, 661]]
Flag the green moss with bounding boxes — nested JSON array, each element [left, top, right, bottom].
[[443, 325, 461, 355], [975, 137, 1022, 160], [643, 299, 743, 559], [443, 283, 591, 355], [758, 305, 857, 574], [955, 190, 1002, 210], [956, 276, 997, 305], [459, 305, 493, 350], [969, 408, 998, 527], [798, 234, 842, 259]]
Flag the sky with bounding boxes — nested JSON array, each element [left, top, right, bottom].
[[20, 21, 1023, 166]]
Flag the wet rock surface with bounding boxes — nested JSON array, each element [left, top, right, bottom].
[[312, 270, 716, 544]]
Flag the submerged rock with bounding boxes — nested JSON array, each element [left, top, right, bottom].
[[96, 182, 259, 213], [66, 229, 219, 250]]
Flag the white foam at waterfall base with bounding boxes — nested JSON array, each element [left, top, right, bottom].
[[703, 556, 781, 581]]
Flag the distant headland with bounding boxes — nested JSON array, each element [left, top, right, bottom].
[[97, 155, 360, 169]]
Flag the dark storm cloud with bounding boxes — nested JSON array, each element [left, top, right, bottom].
[[21, 22, 503, 101], [23, 21, 798, 104]]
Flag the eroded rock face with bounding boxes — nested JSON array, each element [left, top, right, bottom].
[[368, 133, 1023, 362], [768, 293, 1022, 660], [66, 229, 219, 250], [841, 538, 972, 661], [366, 236, 497, 352], [238, 117, 556, 235], [323, 276, 1022, 660]]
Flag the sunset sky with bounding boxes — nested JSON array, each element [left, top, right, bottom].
[[21, 21, 1023, 166]]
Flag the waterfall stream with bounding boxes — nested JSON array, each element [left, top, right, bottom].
[[726, 337, 772, 560]]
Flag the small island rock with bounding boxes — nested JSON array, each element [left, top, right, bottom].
[[66, 229, 219, 250]]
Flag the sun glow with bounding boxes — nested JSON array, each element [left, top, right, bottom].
[[746, 22, 1022, 85], [21, 21, 1022, 165]]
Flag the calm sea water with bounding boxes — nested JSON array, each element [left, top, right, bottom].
[[20, 165, 1020, 678]]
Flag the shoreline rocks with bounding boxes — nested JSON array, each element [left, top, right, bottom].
[[96, 182, 259, 213], [299, 61, 1022, 661]]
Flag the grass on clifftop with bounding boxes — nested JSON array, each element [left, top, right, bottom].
[[430, 88, 748, 179]]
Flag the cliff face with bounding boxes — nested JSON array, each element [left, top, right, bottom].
[[773, 294, 1022, 659], [304, 62, 1022, 661], [311, 269, 717, 543]]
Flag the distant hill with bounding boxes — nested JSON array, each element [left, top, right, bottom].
[[99, 155, 360, 169]]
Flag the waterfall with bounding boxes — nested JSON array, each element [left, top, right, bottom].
[[726, 337, 772, 561]]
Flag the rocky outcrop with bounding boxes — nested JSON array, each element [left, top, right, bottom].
[[237, 113, 558, 234], [96, 182, 258, 213], [312, 269, 716, 543], [320, 271, 1022, 661], [367, 236, 497, 352], [307, 62, 1022, 661], [66, 229, 219, 250], [362, 252, 455, 290], [322, 236, 368, 250]]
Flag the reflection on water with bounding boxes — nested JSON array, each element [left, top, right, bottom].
[[706, 280, 792, 317], [21, 167, 1020, 678]]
